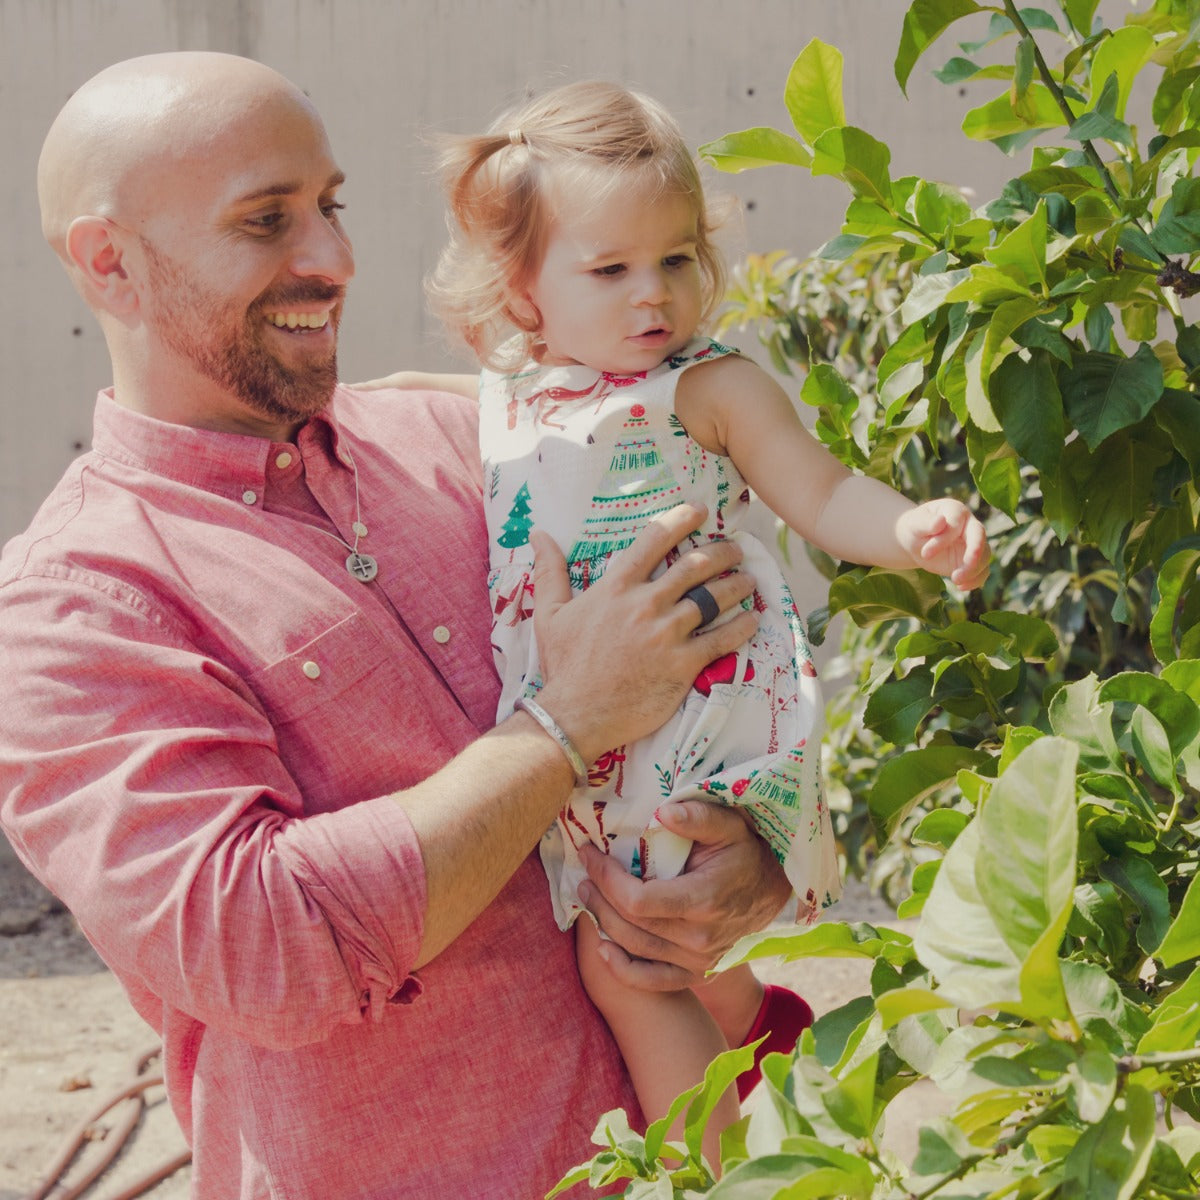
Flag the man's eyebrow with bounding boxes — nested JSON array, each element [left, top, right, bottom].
[[234, 171, 346, 204]]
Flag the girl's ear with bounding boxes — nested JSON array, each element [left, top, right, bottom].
[[506, 290, 541, 331], [65, 216, 138, 316]]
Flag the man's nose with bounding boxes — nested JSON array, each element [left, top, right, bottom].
[[290, 211, 355, 284]]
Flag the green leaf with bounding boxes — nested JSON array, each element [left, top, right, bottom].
[[1063, 0, 1101, 35], [965, 425, 1022, 517], [1089, 25, 1156, 121], [1060, 344, 1165, 451], [717, 920, 913, 974], [1066, 1050, 1118, 1123], [1079, 429, 1172, 566], [900, 268, 972, 325], [811, 126, 893, 205], [909, 179, 974, 238], [963, 84, 1066, 141], [706, 1145, 874, 1199], [1098, 856, 1171, 956], [784, 40, 846, 145], [916, 739, 1079, 1021], [934, 56, 1011, 85], [1050, 675, 1121, 770], [681, 1043, 758, 1163], [699, 127, 813, 174], [896, 0, 986, 94], [976, 737, 1078, 1023], [1154, 389, 1200, 479], [869, 745, 991, 843], [864, 667, 937, 744], [1139, 965, 1200, 1055], [1061, 1084, 1156, 1200], [826, 567, 946, 627], [913, 809, 970, 850], [913, 820, 1023, 1009], [1155, 875, 1200, 968], [1150, 177, 1200, 255], [1012, 35, 1035, 108], [980, 609, 1060, 660], [1151, 545, 1200, 666], [990, 348, 1065, 473], [1099, 670, 1200, 762], [875, 986, 955, 1028]]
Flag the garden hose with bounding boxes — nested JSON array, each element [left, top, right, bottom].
[[22, 1043, 191, 1200]]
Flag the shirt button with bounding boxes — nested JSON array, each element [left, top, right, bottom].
[[432, 625, 451, 644], [242, 490, 257, 505], [275, 451, 294, 469], [302, 660, 321, 679]]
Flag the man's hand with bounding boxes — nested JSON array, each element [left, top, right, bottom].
[[576, 800, 791, 991], [533, 504, 758, 765]]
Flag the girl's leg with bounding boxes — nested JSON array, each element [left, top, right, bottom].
[[690, 963, 764, 1046], [693, 964, 815, 1100], [575, 917, 739, 1172]]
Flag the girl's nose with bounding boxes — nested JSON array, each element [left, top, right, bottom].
[[632, 267, 669, 306]]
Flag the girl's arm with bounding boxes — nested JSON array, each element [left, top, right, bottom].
[[676, 354, 990, 590], [348, 370, 480, 399]]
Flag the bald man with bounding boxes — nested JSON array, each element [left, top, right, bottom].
[[1, 53, 789, 1198]]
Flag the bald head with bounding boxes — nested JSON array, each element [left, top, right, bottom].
[[38, 52, 319, 255]]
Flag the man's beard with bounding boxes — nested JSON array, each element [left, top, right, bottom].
[[141, 238, 343, 425]]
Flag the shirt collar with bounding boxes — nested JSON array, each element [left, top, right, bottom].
[[90, 388, 352, 497]]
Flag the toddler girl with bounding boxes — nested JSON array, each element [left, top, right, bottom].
[[426, 80, 989, 1160]]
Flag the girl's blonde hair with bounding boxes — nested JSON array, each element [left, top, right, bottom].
[[427, 80, 727, 369]]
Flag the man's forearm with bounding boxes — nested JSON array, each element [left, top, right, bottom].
[[396, 711, 575, 967]]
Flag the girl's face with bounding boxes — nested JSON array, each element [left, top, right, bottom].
[[516, 172, 705, 376]]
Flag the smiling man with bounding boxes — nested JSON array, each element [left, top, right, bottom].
[[1, 53, 790, 1198]]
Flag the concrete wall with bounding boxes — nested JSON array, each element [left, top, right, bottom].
[[1, 0, 1020, 542]]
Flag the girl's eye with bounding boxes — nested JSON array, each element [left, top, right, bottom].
[[593, 263, 626, 278], [664, 254, 693, 268]]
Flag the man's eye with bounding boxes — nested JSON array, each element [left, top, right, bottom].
[[322, 201, 346, 220], [592, 264, 625, 278], [246, 212, 284, 232]]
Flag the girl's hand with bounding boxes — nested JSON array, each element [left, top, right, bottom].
[[896, 499, 991, 591]]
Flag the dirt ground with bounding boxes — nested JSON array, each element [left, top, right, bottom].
[[0, 832, 922, 1199]]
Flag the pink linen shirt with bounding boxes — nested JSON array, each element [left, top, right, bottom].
[[0, 386, 637, 1199]]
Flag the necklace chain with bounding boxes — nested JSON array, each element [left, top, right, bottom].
[[311, 448, 379, 583]]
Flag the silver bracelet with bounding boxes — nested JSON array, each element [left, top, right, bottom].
[[514, 696, 589, 787]]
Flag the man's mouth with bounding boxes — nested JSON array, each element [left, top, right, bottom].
[[264, 310, 332, 331]]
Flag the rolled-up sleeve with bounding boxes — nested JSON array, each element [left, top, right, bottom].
[[0, 574, 427, 1049]]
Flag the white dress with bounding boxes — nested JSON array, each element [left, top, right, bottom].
[[480, 337, 841, 930]]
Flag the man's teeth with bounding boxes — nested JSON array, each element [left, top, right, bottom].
[[266, 312, 330, 329]]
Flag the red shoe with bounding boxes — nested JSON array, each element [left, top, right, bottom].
[[736, 984, 814, 1101]]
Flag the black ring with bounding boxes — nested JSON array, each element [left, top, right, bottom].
[[682, 584, 720, 630]]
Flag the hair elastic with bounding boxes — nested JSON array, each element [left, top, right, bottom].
[[508, 128, 525, 146]]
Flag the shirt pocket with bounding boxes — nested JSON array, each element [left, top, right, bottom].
[[243, 610, 468, 810], [247, 610, 385, 726]]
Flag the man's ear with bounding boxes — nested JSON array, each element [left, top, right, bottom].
[[64, 216, 137, 314]]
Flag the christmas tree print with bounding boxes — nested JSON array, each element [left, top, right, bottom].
[[566, 405, 684, 590], [497, 482, 533, 552]]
